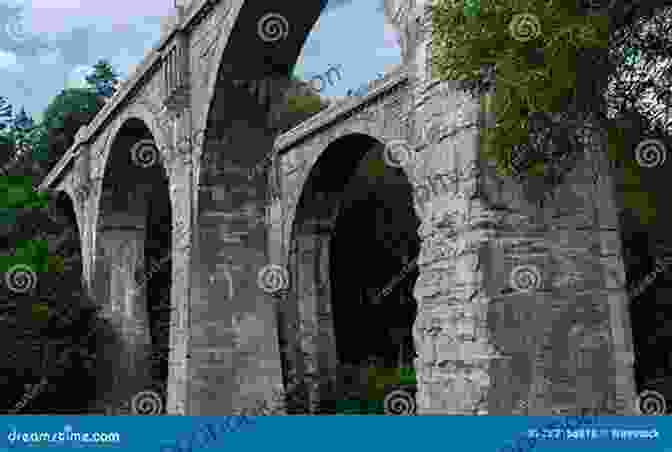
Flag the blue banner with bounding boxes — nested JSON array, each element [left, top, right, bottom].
[[0, 416, 667, 452]]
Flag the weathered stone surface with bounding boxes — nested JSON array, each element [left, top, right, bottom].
[[38, 0, 638, 415]]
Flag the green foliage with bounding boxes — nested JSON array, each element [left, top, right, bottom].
[[0, 176, 50, 209], [0, 96, 12, 131], [85, 59, 120, 98], [0, 197, 118, 413], [275, 78, 330, 134], [12, 107, 34, 131], [430, 0, 671, 225], [0, 239, 50, 274], [432, 0, 609, 170], [38, 87, 105, 172], [286, 91, 327, 118]]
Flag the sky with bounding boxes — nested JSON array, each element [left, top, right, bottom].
[[0, 0, 402, 122]]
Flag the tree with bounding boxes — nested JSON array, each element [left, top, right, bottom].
[[12, 107, 34, 131], [85, 59, 120, 98], [430, 0, 671, 223], [0, 105, 45, 179], [0, 189, 122, 413], [0, 96, 12, 132], [430, 0, 672, 392], [36, 88, 105, 175]]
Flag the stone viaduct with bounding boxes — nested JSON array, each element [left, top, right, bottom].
[[39, 0, 639, 415]]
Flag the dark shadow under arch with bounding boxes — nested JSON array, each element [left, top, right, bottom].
[[283, 133, 420, 414], [95, 117, 172, 411]]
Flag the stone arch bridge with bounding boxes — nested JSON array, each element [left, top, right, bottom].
[[39, 0, 638, 415]]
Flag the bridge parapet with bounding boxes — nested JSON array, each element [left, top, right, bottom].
[[274, 65, 408, 154], [38, 0, 221, 192]]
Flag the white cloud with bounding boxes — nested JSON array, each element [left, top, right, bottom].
[[0, 50, 23, 72], [65, 64, 91, 89], [26, 0, 173, 35]]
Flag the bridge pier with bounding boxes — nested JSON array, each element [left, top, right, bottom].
[[95, 214, 153, 411], [186, 112, 285, 414]]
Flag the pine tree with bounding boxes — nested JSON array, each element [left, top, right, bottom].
[[85, 59, 120, 98], [0, 97, 12, 132], [12, 107, 34, 131]]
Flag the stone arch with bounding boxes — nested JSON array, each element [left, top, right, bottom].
[[43, 190, 85, 282], [283, 132, 421, 412], [51, 188, 85, 261], [97, 103, 171, 184], [184, 0, 329, 415], [283, 125, 414, 244], [198, 0, 328, 135], [91, 116, 173, 412]]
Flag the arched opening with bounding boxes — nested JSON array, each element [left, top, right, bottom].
[[188, 1, 330, 415], [192, 0, 408, 414], [95, 118, 171, 412], [620, 188, 672, 412], [284, 133, 419, 414]]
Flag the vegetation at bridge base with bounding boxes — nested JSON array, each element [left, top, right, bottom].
[[0, 59, 125, 414], [253, 362, 417, 415], [0, 200, 122, 414]]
